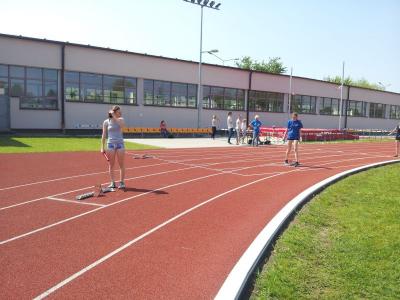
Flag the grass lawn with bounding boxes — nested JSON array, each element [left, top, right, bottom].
[[251, 163, 400, 299], [0, 136, 160, 153]]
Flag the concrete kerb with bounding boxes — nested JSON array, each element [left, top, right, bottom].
[[215, 159, 400, 300]]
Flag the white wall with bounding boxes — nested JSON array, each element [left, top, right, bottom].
[[10, 97, 60, 129], [0, 37, 61, 69], [1, 35, 400, 131]]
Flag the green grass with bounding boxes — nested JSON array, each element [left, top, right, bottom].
[[0, 136, 160, 153], [251, 163, 400, 300]]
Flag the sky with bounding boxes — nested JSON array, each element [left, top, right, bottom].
[[1, 0, 399, 92]]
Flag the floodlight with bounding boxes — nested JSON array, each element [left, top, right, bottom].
[[209, 1, 215, 7], [215, 3, 221, 8]]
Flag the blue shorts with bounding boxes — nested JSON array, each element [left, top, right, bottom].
[[108, 143, 125, 150]]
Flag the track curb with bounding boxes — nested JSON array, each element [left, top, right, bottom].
[[215, 159, 400, 300]]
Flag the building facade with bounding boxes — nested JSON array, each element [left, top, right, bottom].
[[0, 33, 399, 132]]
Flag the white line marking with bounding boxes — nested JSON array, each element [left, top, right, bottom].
[[0, 162, 170, 192], [0, 165, 197, 211], [0, 172, 222, 245], [33, 170, 297, 299], [46, 197, 106, 207]]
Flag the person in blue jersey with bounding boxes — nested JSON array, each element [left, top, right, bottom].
[[388, 122, 400, 157], [282, 112, 303, 167], [250, 115, 262, 147], [101, 105, 126, 189]]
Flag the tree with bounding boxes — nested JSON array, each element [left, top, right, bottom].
[[235, 56, 287, 74], [324, 76, 385, 91]]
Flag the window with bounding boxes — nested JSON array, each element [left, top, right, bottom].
[[5, 65, 58, 109], [390, 105, 400, 119], [188, 84, 197, 108], [369, 102, 386, 119], [345, 100, 367, 117], [203, 85, 245, 111], [144, 79, 197, 108], [291, 95, 316, 114], [65, 71, 80, 101], [320, 97, 340, 115], [249, 91, 284, 112], [154, 81, 171, 106], [103, 75, 124, 104], [80, 73, 102, 102], [171, 83, 188, 107], [65, 71, 137, 105], [0, 64, 8, 96]]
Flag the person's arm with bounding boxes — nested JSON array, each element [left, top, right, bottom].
[[114, 116, 125, 128], [101, 120, 107, 153]]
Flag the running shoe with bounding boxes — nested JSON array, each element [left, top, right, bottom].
[[118, 181, 126, 189], [108, 182, 116, 189], [284, 160, 289, 166], [292, 161, 300, 167]]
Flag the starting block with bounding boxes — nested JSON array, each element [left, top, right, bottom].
[[76, 184, 115, 200]]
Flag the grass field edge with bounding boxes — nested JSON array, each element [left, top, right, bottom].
[[215, 159, 400, 300]]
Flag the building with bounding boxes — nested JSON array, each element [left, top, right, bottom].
[[0, 33, 399, 133]]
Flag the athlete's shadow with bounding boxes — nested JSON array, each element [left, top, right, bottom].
[[296, 164, 332, 170], [123, 187, 168, 195]]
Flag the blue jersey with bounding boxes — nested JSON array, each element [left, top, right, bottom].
[[251, 119, 262, 133], [287, 120, 303, 140]]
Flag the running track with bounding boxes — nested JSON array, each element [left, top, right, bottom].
[[0, 142, 398, 299]]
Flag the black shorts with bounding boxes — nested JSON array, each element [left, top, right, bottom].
[[396, 136, 400, 141]]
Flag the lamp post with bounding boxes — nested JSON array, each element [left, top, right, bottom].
[[378, 82, 391, 90], [338, 61, 345, 130], [183, 0, 222, 128], [288, 66, 293, 118], [205, 51, 239, 66]]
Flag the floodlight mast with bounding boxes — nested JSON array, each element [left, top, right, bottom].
[[183, 0, 222, 128]]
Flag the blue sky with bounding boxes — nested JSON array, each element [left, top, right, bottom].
[[1, 0, 399, 92]]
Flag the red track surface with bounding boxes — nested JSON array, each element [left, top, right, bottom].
[[0, 142, 398, 299]]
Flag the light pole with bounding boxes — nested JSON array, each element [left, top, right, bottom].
[[205, 51, 239, 66], [378, 82, 391, 90], [288, 66, 293, 118], [338, 61, 345, 130], [183, 0, 222, 128]]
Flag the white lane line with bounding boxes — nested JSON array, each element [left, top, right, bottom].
[[46, 197, 106, 207], [0, 165, 197, 211], [0, 162, 170, 192], [0, 172, 222, 245], [33, 170, 298, 300], [215, 159, 400, 300]]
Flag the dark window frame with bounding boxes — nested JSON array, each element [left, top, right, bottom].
[[65, 71, 137, 105], [369, 102, 386, 119], [202, 85, 245, 111], [389, 105, 400, 120], [248, 90, 284, 113], [290, 94, 317, 114], [144, 79, 198, 109]]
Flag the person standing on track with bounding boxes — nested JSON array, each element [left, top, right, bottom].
[[282, 112, 303, 167], [211, 115, 219, 140], [235, 114, 242, 145], [250, 115, 262, 147], [388, 122, 400, 157], [227, 112, 234, 144], [101, 105, 126, 189]]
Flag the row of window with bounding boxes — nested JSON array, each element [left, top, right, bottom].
[[65, 71, 137, 105], [1, 64, 399, 119], [0, 64, 58, 109], [144, 80, 197, 108]]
